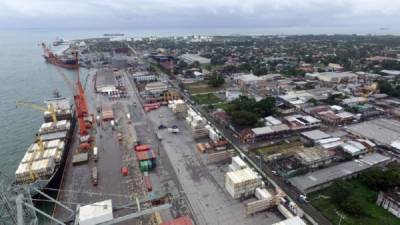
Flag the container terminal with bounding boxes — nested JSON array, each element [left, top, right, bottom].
[[0, 38, 337, 225]]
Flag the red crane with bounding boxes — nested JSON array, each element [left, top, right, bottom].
[[44, 46, 91, 136]]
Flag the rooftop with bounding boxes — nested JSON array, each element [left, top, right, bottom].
[[252, 124, 290, 136], [289, 153, 390, 193], [301, 130, 331, 141], [236, 74, 263, 83], [96, 68, 115, 89], [346, 118, 400, 146]]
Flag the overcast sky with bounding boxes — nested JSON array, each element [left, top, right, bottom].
[[0, 0, 399, 30]]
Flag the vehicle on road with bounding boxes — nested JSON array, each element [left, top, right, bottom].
[[91, 166, 98, 186], [92, 146, 98, 161], [158, 124, 167, 130]]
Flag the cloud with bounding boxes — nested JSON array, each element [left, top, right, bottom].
[[0, 0, 399, 29]]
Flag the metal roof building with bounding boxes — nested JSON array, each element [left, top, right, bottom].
[[95, 68, 117, 93], [289, 153, 390, 194], [301, 130, 331, 141], [346, 118, 400, 146]]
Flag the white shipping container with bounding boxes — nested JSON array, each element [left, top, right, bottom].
[[38, 120, 70, 134]]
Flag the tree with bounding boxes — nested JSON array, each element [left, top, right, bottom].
[[255, 96, 276, 116], [340, 195, 364, 216], [308, 98, 318, 106], [190, 61, 201, 68], [231, 95, 257, 112], [231, 111, 259, 127], [330, 180, 351, 205], [209, 73, 225, 87], [178, 60, 188, 69]]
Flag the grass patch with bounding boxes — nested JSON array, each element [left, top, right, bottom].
[[192, 93, 221, 105], [309, 180, 400, 225], [254, 141, 303, 155], [185, 83, 221, 94]]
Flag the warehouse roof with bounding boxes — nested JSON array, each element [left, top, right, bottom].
[[301, 130, 331, 141], [346, 119, 400, 146], [96, 68, 115, 90], [289, 153, 390, 193], [252, 124, 290, 136]]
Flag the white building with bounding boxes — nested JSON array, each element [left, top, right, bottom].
[[315, 72, 358, 83], [180, 53, 211, 64]]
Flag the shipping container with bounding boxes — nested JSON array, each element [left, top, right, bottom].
[[121, 167, 129, 176], [160, 216, 194, 225], [136, 149, 156, 161], [135, 144, 150, 152], [72, 153, 89, 165]]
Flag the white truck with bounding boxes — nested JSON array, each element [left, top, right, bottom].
[[92, 146, 98, 161]]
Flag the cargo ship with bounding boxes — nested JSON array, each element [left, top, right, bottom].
[[15, 97, 76, 196], [103, 33, 124, 37], [41, 43, 79, 69], [52, 38, 65, 46]]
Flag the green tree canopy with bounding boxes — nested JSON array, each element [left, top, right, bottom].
[[208, 73, 225, 87], [231, 111, 259, 127]]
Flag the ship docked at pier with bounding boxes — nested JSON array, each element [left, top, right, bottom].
[[15, 96, 76, 196], [41, 42, 79, 69]]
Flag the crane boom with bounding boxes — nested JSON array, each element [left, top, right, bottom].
[[17, 100, 57, 122], [43, 45, 90, 136]]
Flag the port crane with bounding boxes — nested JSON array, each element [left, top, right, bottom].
[[16, 100, 58, 122], [43, 47, 91, 136]]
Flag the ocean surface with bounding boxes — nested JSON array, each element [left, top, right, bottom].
[[0, 26, 399, 183]]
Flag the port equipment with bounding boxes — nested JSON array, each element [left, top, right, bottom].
[[16, 100, 57, 122], [2, 170, 172, 225], [44, 47, 91, 136]]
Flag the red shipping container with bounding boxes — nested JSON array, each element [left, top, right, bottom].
[[121, 167, 129, 176], [160, 216, 194, 225], [135, 144, 150, 152], [136, 149, 156, 161], [144, 103, 160, 108]]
